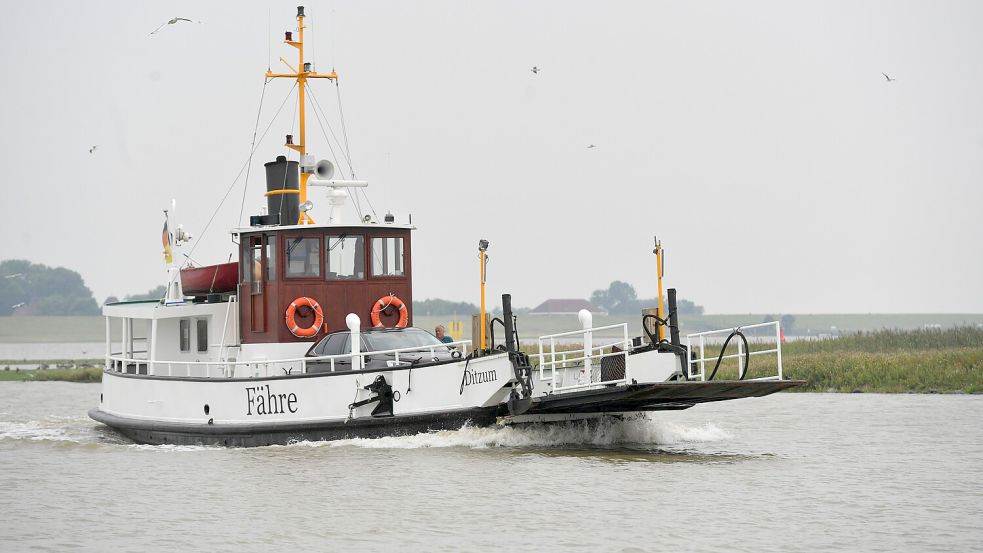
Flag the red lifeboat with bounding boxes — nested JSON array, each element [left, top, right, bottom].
[[181, 262, 239, 294]]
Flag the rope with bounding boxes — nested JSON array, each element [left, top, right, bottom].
[[335, 80, 354, 171], [335, 81, 378, 220], [308, 84, 354, 173], [307, 87, 364, 219], [275, 83, 301, 219], [188, 82, 297, 256], [334, 82, 378, 220], [238, 78, 270, 226], [310, 6, 316, 69]]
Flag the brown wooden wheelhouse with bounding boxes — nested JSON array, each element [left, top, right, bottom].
[[235, 224, 413, 344]]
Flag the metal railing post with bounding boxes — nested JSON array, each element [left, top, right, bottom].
[[347, 313, 362, 371], [776, 321, 784, 380], [550, 336, 557, 374], [622, 323, 630, 382], [737, 334, 745, 379], [579, 310, 592, 385], [699, 335, 706, 381]]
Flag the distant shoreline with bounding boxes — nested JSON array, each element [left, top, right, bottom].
[[2, 314, 983, 344], [3, 326, 980, 394]]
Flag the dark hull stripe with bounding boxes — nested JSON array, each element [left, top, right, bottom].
[[89, 407, 500, 447]]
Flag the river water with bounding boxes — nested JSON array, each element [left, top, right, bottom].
[[1, 383, 980, 552]]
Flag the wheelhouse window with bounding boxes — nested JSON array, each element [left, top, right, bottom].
[[285, 236, 321, 278], [196, 320, 208, 352], [244, 240, 263, 294], [265, 238, 276, 281], [371, 236, 405, 277], [179, 319, 191, 352], [326, 234, 365, 280]]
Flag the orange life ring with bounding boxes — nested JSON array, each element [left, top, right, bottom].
[[285, 296, 324, 338], [370, 294, 408, 328]]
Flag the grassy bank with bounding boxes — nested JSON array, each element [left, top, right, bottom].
[[522, 327, 983, 394], [0, 316, 107, 343], [781, 327, 983, 393], [2, 328, 980, 393], [672, 327, 983, 393], [0, 366, 103, 382], [3, 314, 983, 343]]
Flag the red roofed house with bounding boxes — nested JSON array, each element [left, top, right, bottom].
[[529, 299, 606, 316]]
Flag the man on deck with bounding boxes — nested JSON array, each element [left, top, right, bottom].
[[435, 325, 454, 344]]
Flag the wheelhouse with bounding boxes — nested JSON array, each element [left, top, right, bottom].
[[235, 222, 414, 345]]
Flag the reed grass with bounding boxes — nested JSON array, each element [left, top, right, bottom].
[[0, 328, 978, 392], [521, 327, 983, 393], [0, 366, 103, 382], [782, 326, 983, 353]]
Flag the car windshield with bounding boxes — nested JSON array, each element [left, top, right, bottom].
[[363, 328, 447, 353]]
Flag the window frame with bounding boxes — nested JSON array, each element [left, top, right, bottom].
[[179, 319, 191, 352], [369, 235, 407, 279], [196, 319, 208, 352], [284, 234, 323, 279], [325, 233, 366, 281]]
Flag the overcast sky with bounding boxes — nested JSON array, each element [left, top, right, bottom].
[[1, 1, 981, 313]]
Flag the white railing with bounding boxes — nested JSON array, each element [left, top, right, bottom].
[[537, 322, 630, 392], [106, 339, 472, 379], [685, 321, 783, 381], [218, 295, 238, 364]]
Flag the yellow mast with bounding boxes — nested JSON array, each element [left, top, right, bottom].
[[655, 237, 666, 342], [478, 239, 489, 352], [265, 6, 337, 225]]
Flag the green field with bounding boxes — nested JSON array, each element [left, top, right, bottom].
[[2, 328, 980, 393], [2, 313, 981, 344], [646, 327, 983, 394], [0, 316, 107, 343], [414, 313, 983, 341], [0, 365, 102, 382]]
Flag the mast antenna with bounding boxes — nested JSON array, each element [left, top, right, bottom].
[[265, 5, 338, 225]]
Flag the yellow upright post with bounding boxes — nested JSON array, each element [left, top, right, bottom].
[[296, 11, 309, 225], [265, 6, 338, 225], [655, 237, 666, 342], [478, 239, 489, 351]]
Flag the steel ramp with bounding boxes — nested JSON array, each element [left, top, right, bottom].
[[525, 379, 806, 415]]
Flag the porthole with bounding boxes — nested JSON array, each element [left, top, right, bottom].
[[204, 404, 210, 415]]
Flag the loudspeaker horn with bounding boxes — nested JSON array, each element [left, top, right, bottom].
[[315, 159, 335, 180]]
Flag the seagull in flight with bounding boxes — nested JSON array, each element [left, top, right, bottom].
[[150, 17, 202, 36], [882, 72, 896, 82], [11, 302, 25, 309], [89, 145, 98, 154], [586, 144, 596, 149], [530, 66, 540, 74]]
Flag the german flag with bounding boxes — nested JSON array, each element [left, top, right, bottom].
[[162, 220, 173, 264]]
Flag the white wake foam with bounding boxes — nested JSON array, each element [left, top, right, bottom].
[[290, 416, 731, 450], [0, 418, 90, 443]]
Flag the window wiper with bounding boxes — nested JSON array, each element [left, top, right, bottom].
[[327, 234, 348, 252], [287, 237, 304, 255]]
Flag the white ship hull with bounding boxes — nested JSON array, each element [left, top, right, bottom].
[[91, 352, 516, 446]]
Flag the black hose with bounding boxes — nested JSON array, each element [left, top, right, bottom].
[[490, 317, 506, 350], [642, 313, 670, 345], [706, 329, 751, 381]]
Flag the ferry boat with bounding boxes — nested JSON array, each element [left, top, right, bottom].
[[89, 7, 802, 446]]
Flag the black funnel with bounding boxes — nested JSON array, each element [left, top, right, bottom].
[[264, 156, 299, 226]]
